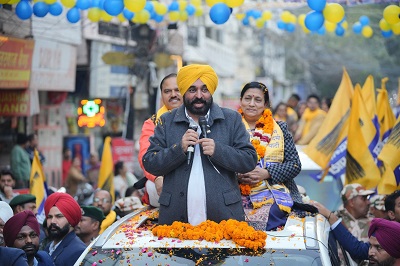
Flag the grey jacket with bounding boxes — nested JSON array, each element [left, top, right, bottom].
[[143, 103, 257, 225]]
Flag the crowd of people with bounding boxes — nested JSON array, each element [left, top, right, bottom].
[[0, 64, 399, 265]]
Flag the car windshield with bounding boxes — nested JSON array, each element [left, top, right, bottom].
[[80, 246, 323, 265]]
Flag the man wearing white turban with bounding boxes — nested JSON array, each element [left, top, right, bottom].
[[0, 201, 13, 246], [143, 64, 257, 226]]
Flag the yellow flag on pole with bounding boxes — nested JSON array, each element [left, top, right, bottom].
[[98, 136, 115, 202], [304, 68, 353, 180], [345, 84, 380, 189], [377, 78, 396, 143], [377, 116, 400, 194], [29, 149, 48, 224]]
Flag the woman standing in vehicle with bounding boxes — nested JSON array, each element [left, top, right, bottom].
[[237, 82, 303, 230]]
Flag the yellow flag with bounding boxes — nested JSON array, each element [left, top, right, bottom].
[[29, 149, 48, 224], [304, 68, 353, 179], [98, 136, 115, 202], [377, 78, 396, 142], [346, 84, 380, 189], [377, 116, 400, 194]]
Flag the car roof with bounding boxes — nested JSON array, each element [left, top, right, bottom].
[[90, 207, 328, 251]]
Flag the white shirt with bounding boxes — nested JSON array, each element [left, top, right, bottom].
[[48, 240, 62, 256], [186, 112, 208, 225]]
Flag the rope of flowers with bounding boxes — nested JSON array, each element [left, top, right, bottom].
[[152, 219, 267, 250], [238, 108, 274, 196]]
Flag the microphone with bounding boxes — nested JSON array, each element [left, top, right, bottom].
[[199, 116, 209, 138], [187, 121, 197, 165]]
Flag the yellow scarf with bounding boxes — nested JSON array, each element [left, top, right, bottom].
[[99, 210, 117, 234], [300, 108, 326, 137], [264, 120, 284, 164]]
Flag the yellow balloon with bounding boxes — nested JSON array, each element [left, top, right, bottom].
[[124, 0, 146, 13], [61, 0, 75, 8], [137, 9, 150, 23], [392, 22, 400, 35], [298, 14, 306, 27], [302, 25, 310, 34], [379, 18, 391, 31], [235, 13, 245, 21], [155, 2, 168, 15], [191, 0, 201, 6], [44, 0, 57, 4], [281, 11, 292, 23], [383, 5, 400, 25], [7, 0, 20, 4], [179, 10, 188, 21], [178, 0, 186, 11], [341, 21, 348, 30], [205, 0, 222, 7], [101, 10, 113, 22], [288, 14, 296, 24], [323, 3, 345, 24], [325, 21, 336, 32], [195, 7, 203, 17], [117, 13, 125, 22], [255, 18, 265, 29], [0, 0, 10, 4], [262, 11, 272, 21], [226, 0, 244, 8], [169, 11, 180, 21], [88, 8, 101, 22], [362, 25, 373, 38]]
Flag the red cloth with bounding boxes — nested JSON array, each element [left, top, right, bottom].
[[44, 192, 81, 227], [368, 218, 400, 258], [3, 211, 40, 247], [62, 160, 72, 186]]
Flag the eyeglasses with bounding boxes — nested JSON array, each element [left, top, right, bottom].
[[93, 197, 111, 204]]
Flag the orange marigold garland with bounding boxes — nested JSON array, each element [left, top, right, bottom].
[[152, 219, 267, 250], [238, 108, 274, 196]]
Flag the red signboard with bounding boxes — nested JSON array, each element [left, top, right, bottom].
[[0, 35, 34, 89], [0, 89, 39, 116], [111, 137, 135, 173]]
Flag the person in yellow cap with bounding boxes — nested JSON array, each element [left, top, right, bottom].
[[143, 64, 257, 226]]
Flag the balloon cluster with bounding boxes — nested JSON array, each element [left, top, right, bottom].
[[234, 9, 272, 28], [379, 5, 400, 38], [276, 10, 296, 33], [304, 0, 346, 37], [352, 16, 373, 38]]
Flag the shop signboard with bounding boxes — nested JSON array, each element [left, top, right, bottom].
[[0, 35, 34, 89], [29, 39, 77, 92], [0, 89, 40, 116], [111, 137, 135, 173]]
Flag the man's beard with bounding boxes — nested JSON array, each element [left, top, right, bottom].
[[48, 223, 71, 241], [21, 243, 38, 258], [184, 97, 213, 116], [368, 256, 396, 266]]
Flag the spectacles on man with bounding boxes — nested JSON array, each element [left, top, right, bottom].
[[93, 197, 111, 204]]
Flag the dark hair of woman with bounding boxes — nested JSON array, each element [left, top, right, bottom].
[[240, 81, 270, 105]]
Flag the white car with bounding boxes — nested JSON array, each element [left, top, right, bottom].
[[75, 207, 345, 266]]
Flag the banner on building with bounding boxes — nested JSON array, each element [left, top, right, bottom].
[[0, 89, 40, 116], [0, 35, 34, 89], [111, 137, 135, 173]]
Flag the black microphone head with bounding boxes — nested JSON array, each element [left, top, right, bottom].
[[198, 116, 209, 137], [199, 116, 207, 127]]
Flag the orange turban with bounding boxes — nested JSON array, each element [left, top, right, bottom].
[[44, 192, 81, 227], [177, 64, 218, 96]]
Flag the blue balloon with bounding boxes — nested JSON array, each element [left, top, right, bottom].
[[286, 23, 296, 33], [123, 9, 134, 20], [91, 0, 102, 8], [359, 15, 369, 26], [305, 11, 324, 32], [242, 17, 249, 26], [209, 3, 230, 25], [186, 4, 195, 16], [168, 1, 179, 11], [49, 2, 62, 16], [307, 0, 326, 12], [252, 10, 262, 19], [335, 25, 345, 36], [66, 7, 80, 23], [317, 26, 326, 35], [33, 2, 49, 17], [104, 0, 123, 16], [381, 30, 393, 38], [277, 20, 286, 30], [352, 22, 362, 34], [144, 1, 153, 12], [76, 0, 91, 10], [153, 14, 163, 23], [15, 1, 32, 20]]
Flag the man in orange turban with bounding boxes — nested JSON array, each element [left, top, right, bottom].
[[44, 192, 86, 265], [143, 64, 257, 226]]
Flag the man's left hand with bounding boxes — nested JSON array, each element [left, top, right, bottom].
[[198, 138, 215, 156]]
